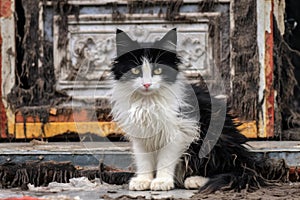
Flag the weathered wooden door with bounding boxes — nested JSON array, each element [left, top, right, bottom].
[[1, 0, 286, 139]]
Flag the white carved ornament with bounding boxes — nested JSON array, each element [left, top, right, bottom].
[[66, 29, 208, 82]]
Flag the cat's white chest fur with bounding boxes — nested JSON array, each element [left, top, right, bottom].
[[111, 78, 198, 152], [111, 79, 200, 191], [127, 96, 180, 151]]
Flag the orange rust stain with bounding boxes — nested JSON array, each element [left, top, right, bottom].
[[264, 31, 274, 138], [263, 0, 275, 138], [0, 0, 12, 18], [289, 166, 300, 182]]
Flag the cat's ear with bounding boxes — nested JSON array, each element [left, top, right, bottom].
[[116, 29, 139, 57], [155, 28, 177, 52]]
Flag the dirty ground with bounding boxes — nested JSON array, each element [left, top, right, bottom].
[[0, 181, 300, 200]]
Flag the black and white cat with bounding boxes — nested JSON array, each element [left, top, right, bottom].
[[110, 28, 287, 192]]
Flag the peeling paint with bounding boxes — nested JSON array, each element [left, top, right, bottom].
[[257, 0, 266, 105], [265, 29, 275, 138], [265, 0, 275, 137], [0, 28, 6, 138], [231, 0, 260, 122], [1, 0, 15, 138], [265, 0, 275, 138], [273, 0, 285, 35], [257, 0, 275, 138], [264, 0, 273, 33], [0, 0, 12, 18]]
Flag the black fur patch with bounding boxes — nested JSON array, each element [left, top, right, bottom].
[[112, 48, 180, 82], [175, 86, 288, 192], [112, 28, 180, 83]]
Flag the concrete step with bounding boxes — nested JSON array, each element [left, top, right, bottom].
[[0, 141, 300, 169]]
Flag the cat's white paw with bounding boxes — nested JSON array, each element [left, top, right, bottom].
[[150, 177, 174, 191], [184, 176, 209, 189], [129, 177, 152, 191]]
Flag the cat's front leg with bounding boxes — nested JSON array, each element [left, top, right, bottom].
[[129, 140, 155, 191], [150, 172, 174, 191], [150, 142, 183, 191]]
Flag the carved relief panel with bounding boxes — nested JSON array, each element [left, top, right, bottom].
[[51, 2, 228, 100]]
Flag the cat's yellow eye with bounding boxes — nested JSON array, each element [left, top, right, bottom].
[[153, 68, 162, 75], [131, 68, 140, 75]]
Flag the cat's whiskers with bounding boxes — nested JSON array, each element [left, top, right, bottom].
[[129, 51, 142, 66], [153, 50, 168, 64]]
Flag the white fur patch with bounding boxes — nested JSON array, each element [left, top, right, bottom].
[[184, 176, 209, 189], [150, 177, 174, 191], [141, 57, 152, 84], [111, 72, 199, 151], [129, 176, 152, 191], [111, 70, 200, 191]]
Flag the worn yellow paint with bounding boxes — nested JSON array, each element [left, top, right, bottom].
[[236, 120, 257, 138], [7, 114, 257, 139], [7, 112, 15, 137], [8, 121, 123, 139]]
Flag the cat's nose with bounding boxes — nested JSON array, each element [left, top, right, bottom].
[[143, 83, 151, 89]]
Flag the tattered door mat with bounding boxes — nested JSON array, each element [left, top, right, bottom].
[[0, 161, 134, 190], [0, 159, 299, 191]]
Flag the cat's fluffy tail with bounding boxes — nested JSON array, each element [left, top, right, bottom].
[[181, 122, 289, 193], [182, 85, 289, 193], [180, 131, 289, 193], [198, 157, 288, 193]]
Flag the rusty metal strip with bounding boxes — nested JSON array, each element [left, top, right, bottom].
[[264, 0, 275, 138], [257, 0, 275, 138]]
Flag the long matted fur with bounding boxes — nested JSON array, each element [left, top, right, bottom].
[[110, 28, 288, 192]]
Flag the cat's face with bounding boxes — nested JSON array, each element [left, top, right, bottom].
[[112, 29, 181, 95]]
